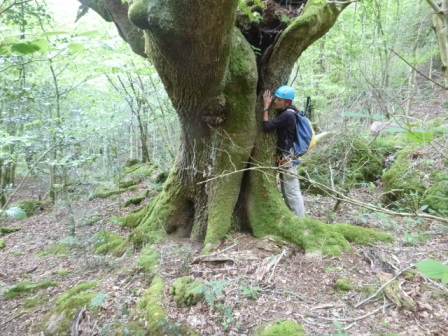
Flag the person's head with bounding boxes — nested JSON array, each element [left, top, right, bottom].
[[273, 85, 295, 110]]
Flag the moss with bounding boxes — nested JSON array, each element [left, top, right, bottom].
[[382, 145, 447, 212], [92, 230, 127, 256], [0, 239, 4, 248], [90, 185, 138, 200], [116, 163, 155, 189], [46, 281, 100, 334], [4, 280, 58, 299], [169, 276, 204, 307], [124, 194, 146, 207], [137, 244, 159, 273], [248, 165, 392, 256], [128, 0, 150, 29], [38, 243, 71, 257], [403, 269, 417, 281], [0, 226, 21, 236], [126, 158, 140, 167], [335, 278, 353, 291], [24, 294, 47, 308], [356, 285, 379, 296], [137, 276, 166, 335], [152, 171, 169, 184], [56, 269, 72, 276], [254, 319, 304, 336], [137, 276, 198, 335], [13, 199, 44, 217]]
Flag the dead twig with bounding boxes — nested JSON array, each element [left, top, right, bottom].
[[309, 302, 392, 322], [355, 265, 414, 308]]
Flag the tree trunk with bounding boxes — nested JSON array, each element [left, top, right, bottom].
[[427, 0, 448, 87], [78, 0, 391, 254]]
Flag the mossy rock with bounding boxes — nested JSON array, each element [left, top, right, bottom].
[[152, 171, 169, 184], [44, 281, 100, 335], [335, 278, 353, 291], [4, 280, 58, 299], [124, 194, 146, 207], [92, 230, 127, 256], [125, 158, 140, 167], [382, 146, 448, 214], [169, 276, 204, 307], [254, 319, 304, 336], [300, 135, 382, 194], [13, 199, 44, 217]]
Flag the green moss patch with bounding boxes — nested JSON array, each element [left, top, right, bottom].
[[24, 294, 48, 308], [137, 244, 159, 273], [89, 185, 138, 200], [92, 230, 127, 256], [382, 146, 448, 214], [38, 243, 71, 257], [254, 319, 304, 336], [0, 227, 21, 236], [0, 239, 5, 249], [124, 194, 146, 207], [115, 163, 155, 189], [335, 278, 353, 291], [4, 280, 58, 299], [45, 281, 100, 334], [137, 277, 197, 335], [169, 276, 204, 307]]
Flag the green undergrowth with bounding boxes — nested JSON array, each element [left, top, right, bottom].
[[300, 135, 382, 195], [0, 239, 4, 248], [12, 199, 45, 217], [115, 162, 155, 189], [92, 230, 127, 256], [254, 319, 304, 336], [382, 145, 448, 214], [4, 280, 58, 299], [38, 243, 71, 257]]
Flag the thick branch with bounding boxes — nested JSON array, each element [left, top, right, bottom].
[[264, 0, 349, 86]]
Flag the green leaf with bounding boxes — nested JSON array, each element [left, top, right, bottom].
[[442, 272, 448, 284], [68, 43, 84, 53], [372, 114, 386, 120], [342, 112, 372, 118], [406, 131, 434, 143], [5, 207, 27, 219], [10, 42, 40, 55], [383, 127, 407, 133], [415, 259, 448, 280], [32, 39, 49, 53]]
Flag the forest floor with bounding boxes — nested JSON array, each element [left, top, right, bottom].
[[0, 171, 447, 336]]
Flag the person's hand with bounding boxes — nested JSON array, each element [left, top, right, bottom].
[[263, 90, 272, 110]]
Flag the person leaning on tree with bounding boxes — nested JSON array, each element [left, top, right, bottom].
[[262, 85, 306, 218]]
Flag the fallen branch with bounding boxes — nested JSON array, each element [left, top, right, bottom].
[[355, 265, 414, 308], [309, 302, 392, 322]]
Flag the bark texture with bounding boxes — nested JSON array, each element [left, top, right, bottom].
[[77, 0, 391, 253]]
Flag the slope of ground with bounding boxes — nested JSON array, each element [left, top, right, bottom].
[[0, 175, 447, 336]]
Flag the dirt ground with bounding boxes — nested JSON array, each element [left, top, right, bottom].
[[0, 176, 447, 336]]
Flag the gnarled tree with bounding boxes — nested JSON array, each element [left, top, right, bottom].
[[77, 0, 390, 254]]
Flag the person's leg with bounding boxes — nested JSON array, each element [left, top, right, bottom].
[[280, 165, 306, 217]]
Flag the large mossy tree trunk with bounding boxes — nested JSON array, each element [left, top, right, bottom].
[[77, 0, 391, 254]]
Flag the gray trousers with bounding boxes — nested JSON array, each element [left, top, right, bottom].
[[280, 165, 306, 218]]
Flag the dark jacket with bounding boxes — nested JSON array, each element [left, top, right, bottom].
[[262, 106, 296, 156]]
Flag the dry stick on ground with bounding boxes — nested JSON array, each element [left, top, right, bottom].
[[308, 302, 393, 323], [355, 265, 414, 308], [191, 243, 237, 263], [267, 248, 287, 283]]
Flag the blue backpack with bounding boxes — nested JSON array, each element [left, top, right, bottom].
[[287, 108, 316, 157]]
